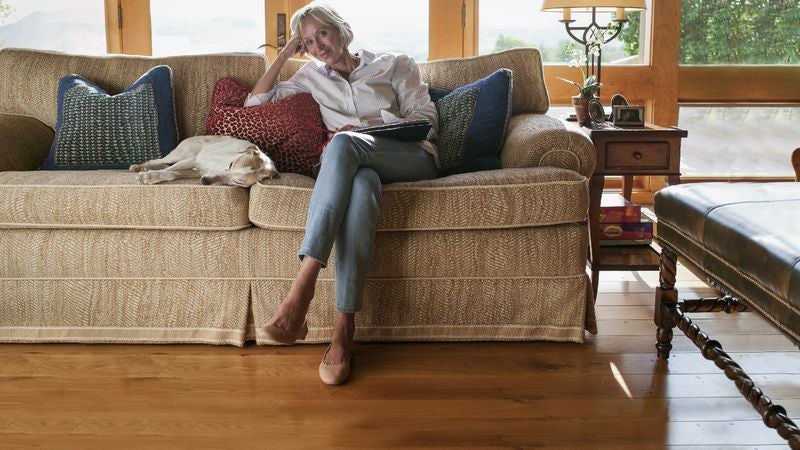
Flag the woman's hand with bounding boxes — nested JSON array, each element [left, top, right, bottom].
[[327, 125, 357, 139], [279, 35, 305, 60]]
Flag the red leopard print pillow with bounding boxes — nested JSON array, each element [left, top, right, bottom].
[[205, 78, 328, 176]]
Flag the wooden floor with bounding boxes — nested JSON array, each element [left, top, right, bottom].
[[1, 266, 798, 449]]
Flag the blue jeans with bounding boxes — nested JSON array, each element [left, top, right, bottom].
[[298, 132, 438, 313]]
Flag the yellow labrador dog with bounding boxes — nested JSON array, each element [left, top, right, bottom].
[[130, 135, 279, 186]]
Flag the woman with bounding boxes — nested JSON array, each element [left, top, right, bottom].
[[248, 2, 439, 385]]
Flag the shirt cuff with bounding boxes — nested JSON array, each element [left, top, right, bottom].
[[244, 92, 271, 107]]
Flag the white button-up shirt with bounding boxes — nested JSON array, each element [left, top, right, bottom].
[[245, 49, 438, 162]]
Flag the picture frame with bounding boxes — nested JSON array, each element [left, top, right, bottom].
[[609, 94, 629, 121], [588, 98, 605, 125], [610, 93, 629, 108], [613, 105, 645, 127]]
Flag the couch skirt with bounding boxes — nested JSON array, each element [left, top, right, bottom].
[[0, 225, 594, 346]]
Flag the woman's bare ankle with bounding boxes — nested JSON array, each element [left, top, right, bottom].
[[269, 258, 323, 329]]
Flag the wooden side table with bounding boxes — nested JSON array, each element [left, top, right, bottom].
[[579, 123, 688, 298]]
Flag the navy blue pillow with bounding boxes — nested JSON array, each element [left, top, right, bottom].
[[43, 65, 178, 170], [431, 68, 513, 176]]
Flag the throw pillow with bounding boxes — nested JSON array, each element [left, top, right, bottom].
[[430, 68, 513, 176], [204, 78, 328, 176], [43, 65, 178, 170]]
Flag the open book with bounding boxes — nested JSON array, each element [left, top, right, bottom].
[[354, 119, 432, 142]]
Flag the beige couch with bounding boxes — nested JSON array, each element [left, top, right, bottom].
[[0, 47, 597, 346]]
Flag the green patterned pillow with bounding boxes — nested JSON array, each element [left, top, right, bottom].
[[430, 69, 513, 176], [43, 65, 178, 170]]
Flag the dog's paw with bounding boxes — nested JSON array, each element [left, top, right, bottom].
[[135, 171, 162, 185], [129, 163, 145, 173]]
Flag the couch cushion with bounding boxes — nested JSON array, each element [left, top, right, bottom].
[[250, 167, 588, 231], [0, 48, 265, 139], [0, 170, 250, 230], [205, 78, 327, 177], [431, 68, 513, 176], [43, 65, 179, 170]]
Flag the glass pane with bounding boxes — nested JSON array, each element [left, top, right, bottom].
[[681, 0, 800, 64], [0, 0, 106, 54], [479, 0, 647, 65], [679, 106, 799, 178], [150, 0, 265, 56], [321, 0, 428, 61]]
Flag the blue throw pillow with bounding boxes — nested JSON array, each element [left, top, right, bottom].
[[42, 65, 179, 170], [431, 68, 513, 176]]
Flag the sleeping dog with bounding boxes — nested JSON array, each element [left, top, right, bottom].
[[130, 135, 279, 186]]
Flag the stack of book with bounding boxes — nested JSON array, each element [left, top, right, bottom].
[[598, 193, 653, 247]]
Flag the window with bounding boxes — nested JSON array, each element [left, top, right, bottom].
[[150, 0, 265, 56], [479, 0, 647, 64], [681, 0, 799, 64], [0, 0, 106, 54], [679, 105, 799, 178], [322, 0, 428, 61]]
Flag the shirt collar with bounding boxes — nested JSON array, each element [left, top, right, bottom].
[[315, 49, 375, 77]]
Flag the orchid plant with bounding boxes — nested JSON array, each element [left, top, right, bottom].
[[558, 23, 619, 98]]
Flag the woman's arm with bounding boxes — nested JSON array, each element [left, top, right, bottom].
[[246, 36, 310, 107], [252, 35, 304, 95], [390, 54, 438, 134]]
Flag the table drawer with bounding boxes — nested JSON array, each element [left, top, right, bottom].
[[605, 141, 670, 170]]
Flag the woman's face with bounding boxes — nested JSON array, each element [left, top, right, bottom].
[[300, 18, 344, 66]]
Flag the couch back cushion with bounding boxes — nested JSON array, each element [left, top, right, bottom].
[[0, 48, 265, 139], [0, 47, 547, 138], [277, 48, 549, 116]]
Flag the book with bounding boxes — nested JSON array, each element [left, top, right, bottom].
[[600, 193, 641, 223], [599, 216, 653, 241], [354, 119, 432, 141], [599, 238, 653, 246]]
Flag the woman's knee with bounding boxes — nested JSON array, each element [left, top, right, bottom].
[[323, 132, 363, 164], [351, 168, 382, 196]]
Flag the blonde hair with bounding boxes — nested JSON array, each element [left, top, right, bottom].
[[290, 2, 354, 50]]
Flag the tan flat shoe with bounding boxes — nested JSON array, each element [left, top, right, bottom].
[[258, 321, 308, 344], [319, 344, 352, 385]]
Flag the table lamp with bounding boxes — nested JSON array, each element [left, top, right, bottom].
[[541, 0, 646, 89]]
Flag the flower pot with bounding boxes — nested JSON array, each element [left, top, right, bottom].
[[572, 96, 592, 126]]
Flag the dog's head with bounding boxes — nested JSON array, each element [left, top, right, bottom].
[[201, 145, 279, 187]]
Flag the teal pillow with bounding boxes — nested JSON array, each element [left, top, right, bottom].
[[43, 65, 179, 170], [431, 69, 513, 176]]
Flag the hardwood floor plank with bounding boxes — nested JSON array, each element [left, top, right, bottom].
[[596, 317, 782, 336], [1, 345, 797, 377], [587, 334, 799, 353]]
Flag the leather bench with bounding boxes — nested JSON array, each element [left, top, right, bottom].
[[653, 181, 800, 449]]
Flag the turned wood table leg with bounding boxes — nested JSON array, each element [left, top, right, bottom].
[[655, 246, 678, 360]]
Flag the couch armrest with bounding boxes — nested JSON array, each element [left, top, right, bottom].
[[500, 114, 596, 178], [0, 113, 54, 171]]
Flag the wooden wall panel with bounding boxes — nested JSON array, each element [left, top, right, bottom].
[[679, 66, 800, 103], [104, 0, 122, 54], [429, 0, 464, 59], [264, 0, 308, 62], [119, 0, 151, 56], [649, 0, 680, 126]]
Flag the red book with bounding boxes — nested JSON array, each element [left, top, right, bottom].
[[600, 193, 641, 223], [599, 216, 653, 240]]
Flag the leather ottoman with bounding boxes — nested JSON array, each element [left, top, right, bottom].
[[653, 182, 800, 449]]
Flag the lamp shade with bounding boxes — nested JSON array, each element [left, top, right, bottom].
[[541, 0, 646, 11]]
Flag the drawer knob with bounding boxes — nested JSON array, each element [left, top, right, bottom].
[[633, 151, 643, 160]]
